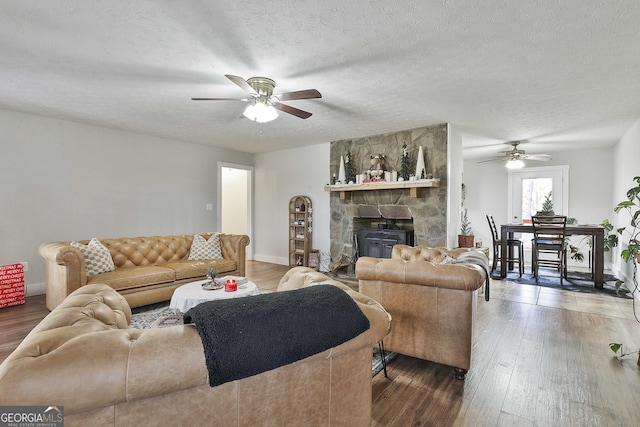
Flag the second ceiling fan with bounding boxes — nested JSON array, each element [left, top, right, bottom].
[[479, 141, 552, 169], [192, 74, 322, 123]]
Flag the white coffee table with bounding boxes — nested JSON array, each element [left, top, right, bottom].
[[169, 279, 259, 313]]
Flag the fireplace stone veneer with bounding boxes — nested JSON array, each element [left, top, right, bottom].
[[329, 123, 448, 265]]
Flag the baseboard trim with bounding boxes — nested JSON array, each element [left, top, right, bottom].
[[253, 254, 288, 266], [26, 282, 46, 297]]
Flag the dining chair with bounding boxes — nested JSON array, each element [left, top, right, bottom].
[[486, 215, 524, 276], [531, 215, 567, 284]]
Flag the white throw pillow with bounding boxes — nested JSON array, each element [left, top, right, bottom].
[[70, 238, 115, 277], [189, 233, 223, 260]]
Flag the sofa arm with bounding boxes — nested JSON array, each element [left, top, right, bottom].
[[277, 267, 391, 349], [355, 256, 485, 291], [219, 234, 250, 276], [39, 242, 88, 310]]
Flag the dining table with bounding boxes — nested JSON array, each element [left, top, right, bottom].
[[500, 223, 605, 288]]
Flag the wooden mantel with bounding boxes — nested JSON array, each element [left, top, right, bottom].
[[324, 179, 440, 200]]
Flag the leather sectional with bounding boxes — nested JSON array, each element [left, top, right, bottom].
[[0, 268, 390, 426]]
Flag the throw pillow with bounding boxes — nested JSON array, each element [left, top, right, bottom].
[[70, 238, 115, 277], [189, 233, 223, 260]]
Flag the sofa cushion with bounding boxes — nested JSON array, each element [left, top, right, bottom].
[[164, 259, 237, 280], [87, 266, 175, 291], [188, 234, 223, 260], [71, 238, 115, 277]]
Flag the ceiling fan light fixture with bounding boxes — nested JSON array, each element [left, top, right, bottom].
[[505, 158, 525, 169], [243, 100, 279, 123]]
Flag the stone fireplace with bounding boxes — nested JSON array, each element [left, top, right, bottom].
[[329, 123, 448, 266]]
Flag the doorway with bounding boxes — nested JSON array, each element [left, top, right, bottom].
[[218, 163, 253, 260]]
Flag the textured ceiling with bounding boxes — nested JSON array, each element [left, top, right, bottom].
[[1, 1, 640, 158]]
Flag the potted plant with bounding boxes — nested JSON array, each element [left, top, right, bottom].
[[604, 176, 640, 296], [613, 176, 640, 266], [206, 266, 219, 283], [458, 208, 475, 248], [607, 176, 640, 364], [457, 183, 474, 248]]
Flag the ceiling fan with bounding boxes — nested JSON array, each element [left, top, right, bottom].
[[478, 140, 552, 169], [191, 75, 322, 123]]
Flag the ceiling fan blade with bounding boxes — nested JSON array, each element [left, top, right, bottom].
[[274, 89, 322, 101], [477, 157, 508, 164], [191, 97, 250, 101], [523, 154, 552, 161], [225, 74, 257, 95], [273, 102, 312, 119]]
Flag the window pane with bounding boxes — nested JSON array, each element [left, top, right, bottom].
[[521, 178, 553, 223]]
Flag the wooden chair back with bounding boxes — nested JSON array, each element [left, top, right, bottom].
[[486, 215, 499, 243], [532, 215, 567, 248]]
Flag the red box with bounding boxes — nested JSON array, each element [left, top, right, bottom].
[[0, 263, 25, 308]]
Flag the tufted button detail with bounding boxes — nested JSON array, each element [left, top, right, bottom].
[[103, 235, 197, 268]]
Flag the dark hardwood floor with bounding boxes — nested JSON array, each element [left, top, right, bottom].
[[1, 261, 639, 426]]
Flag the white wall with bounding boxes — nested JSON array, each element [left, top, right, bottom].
[[464, 146, 614, 265], [0, 108, 253, 295], [253, 143, 330, 265], [612, 119, 640, 293]]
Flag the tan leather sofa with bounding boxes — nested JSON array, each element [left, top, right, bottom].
[[39, 233, 249, 310], [0, 270, 390, 427], [355, 245, 488, 379]]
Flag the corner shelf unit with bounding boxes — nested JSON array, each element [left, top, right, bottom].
[[289, 196, 313, 267]]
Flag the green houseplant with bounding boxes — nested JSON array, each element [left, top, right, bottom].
[[206, 266, 219, 282], [613, 176, 640, 265], [458, 208, 474, 248], [608, 176, 640, 363], [457, 184, 474, 248], [606, 176, 640, 296]]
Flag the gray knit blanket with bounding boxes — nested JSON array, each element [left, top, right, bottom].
[[454, 251, 491, 301], [184, 284, 371, 387]]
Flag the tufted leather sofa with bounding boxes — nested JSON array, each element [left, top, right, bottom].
[[355, 245, 488, 379], [39, 233, 249, 310], [0, 272, 390, 426]]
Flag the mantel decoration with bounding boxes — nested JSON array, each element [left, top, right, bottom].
[[338, 155, 346, 184], [400, 143, 411, 181], [345, 151, 356, 184], [328, 142, 441, 188], [364, 154, 386, 183], [416, 146, 426, 180]]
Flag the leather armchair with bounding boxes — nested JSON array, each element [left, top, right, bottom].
[[355, 245, 488, 379]]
